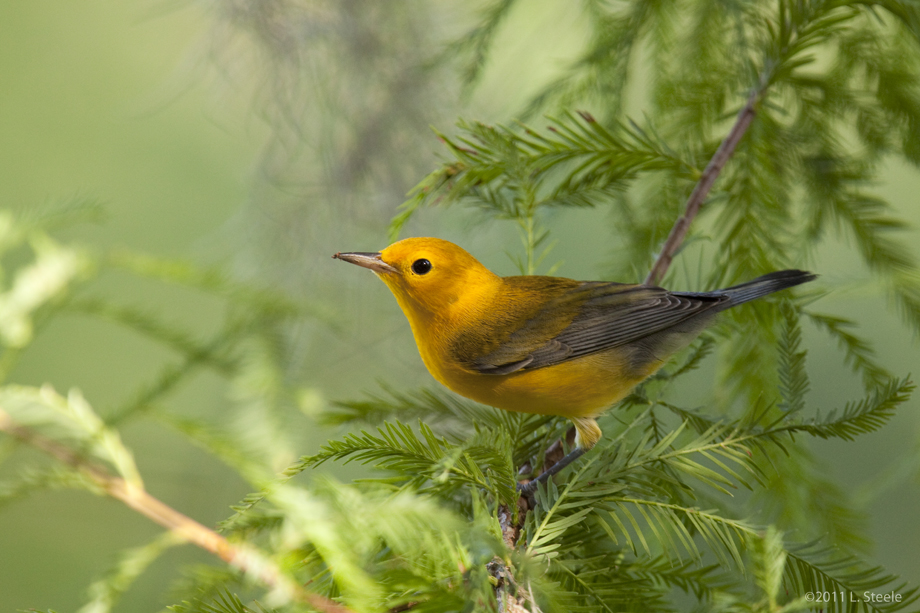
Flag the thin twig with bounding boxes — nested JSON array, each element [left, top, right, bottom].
[[0, 408, 353, 613], [645, 88, 761, 286]]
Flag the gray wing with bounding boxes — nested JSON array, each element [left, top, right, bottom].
[[471, 283, 727, 375]]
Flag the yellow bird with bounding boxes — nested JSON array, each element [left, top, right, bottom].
[[334, 237, 814, 455]]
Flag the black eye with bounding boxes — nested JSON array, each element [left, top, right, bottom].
[[411, 258, 432, 275]]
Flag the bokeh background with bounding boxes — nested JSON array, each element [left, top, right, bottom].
[[1, 1, 919, 610]]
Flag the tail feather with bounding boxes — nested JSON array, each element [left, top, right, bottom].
[[717, 269, 817, 307], [672, 270, 816, 308]]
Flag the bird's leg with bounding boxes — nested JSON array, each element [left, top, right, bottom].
[[518, 448, 585, 496], [518, 417, 600, 496]]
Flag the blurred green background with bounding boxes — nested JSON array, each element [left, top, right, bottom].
[[1, 1, 919, 611]]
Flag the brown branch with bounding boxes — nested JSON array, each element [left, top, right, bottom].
[[490, 497, 532, 613], [0, 408, 353, 613], [644, 88, 761, 286]]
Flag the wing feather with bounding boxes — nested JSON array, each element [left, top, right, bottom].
[[468, 282, 726, 374]]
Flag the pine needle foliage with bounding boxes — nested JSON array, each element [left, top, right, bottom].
[[3, 1, 920, 612]]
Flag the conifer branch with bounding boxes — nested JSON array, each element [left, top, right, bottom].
[[645, 88, 760, 285], [0, 407, 352, 613]]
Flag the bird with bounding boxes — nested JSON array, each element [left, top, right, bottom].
[[334, 237, 815, 485]]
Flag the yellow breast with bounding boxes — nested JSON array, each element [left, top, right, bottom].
[[419, 330, 659, 419]]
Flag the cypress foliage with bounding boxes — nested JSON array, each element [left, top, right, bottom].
[[2, 1, 920, 612]]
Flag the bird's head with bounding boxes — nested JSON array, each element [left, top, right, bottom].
[[333, 237, 499, 318]]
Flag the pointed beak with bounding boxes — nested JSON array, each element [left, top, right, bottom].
[[332, 251, 397, 274]]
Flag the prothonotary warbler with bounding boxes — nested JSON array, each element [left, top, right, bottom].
[[334, 237, 815, 454]]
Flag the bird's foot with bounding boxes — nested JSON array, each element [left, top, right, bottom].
[[518, 447, 586, 496]]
